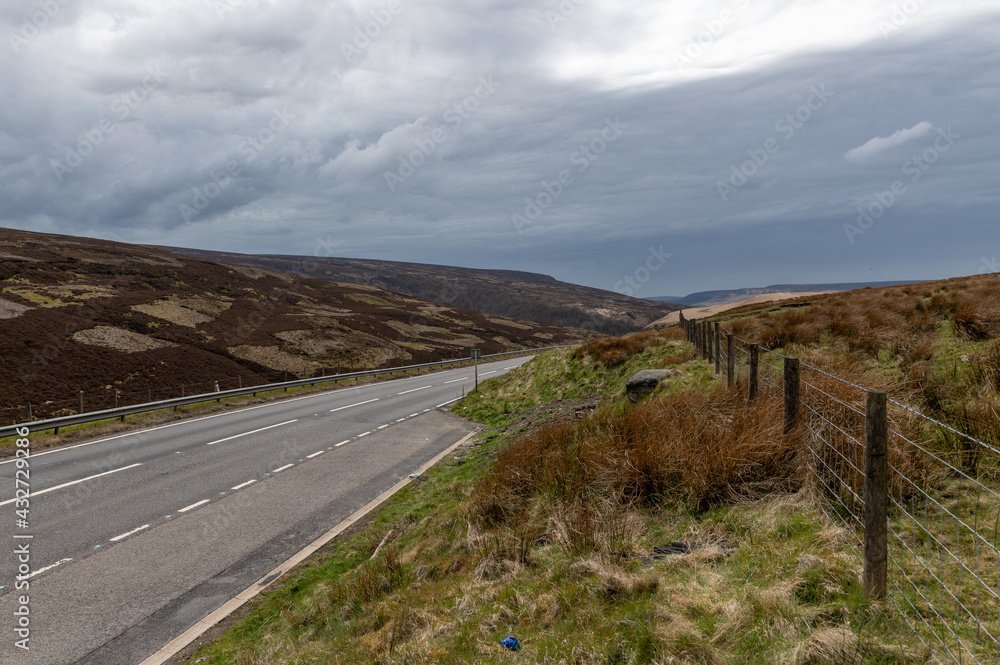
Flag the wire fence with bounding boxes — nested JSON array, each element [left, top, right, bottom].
[[682, 315, 1000, 663]]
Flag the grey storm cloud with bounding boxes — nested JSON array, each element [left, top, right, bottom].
[[1, 0, 999, 296]]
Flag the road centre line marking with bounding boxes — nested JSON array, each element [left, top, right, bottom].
[[307, 451, 325, 458], [398, 385, 431, 395], [0, 463, 143, 507], [480, 370, 497, 376], [231, 479, 257, 490], [0, 360, 523, 465], [272, 464, 294, 473], [110, 525, 150, 542], [206, 420, 297, 445], [26, 558, 73, 578], [178, 499, 210, 513], [330, 398, 379, 412], [444, 377, 468, 384]]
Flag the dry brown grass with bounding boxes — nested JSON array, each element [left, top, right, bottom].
[[471, 385, 799, 540], [572, 327, 688, 367]]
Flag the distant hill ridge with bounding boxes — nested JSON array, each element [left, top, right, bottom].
[[649, 281, 921, 307], [157, 247, 679, 335]]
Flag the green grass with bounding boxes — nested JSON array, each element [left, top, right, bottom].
[[182, 336, 925, 665]]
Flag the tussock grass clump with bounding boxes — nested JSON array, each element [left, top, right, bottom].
[[572, 327, 687, 367], [472, 385, 795, 524]]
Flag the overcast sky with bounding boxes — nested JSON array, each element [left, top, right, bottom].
[[2, 1, 999, 297]]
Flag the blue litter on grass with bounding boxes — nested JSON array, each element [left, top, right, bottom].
[[500, 636, 521, 651]]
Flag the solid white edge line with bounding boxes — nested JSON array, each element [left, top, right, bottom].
[[230, 479, 257, 491], [329, 398, 379, 412], [435, 397, 461, 408], [307, 451, 325, 459], [1, 358, 530, 466], [26, 558, 73, 579], [138, 428, 480, 665], [397, 385, 432, 395], [177, 499, 210, 514], [206, 420, 298, 445], [110, 525, 150, 542], [0, 463, 143, 507], [443, 377, 468, 384], [272, 464, 294, 473], [334, 440, 350, 447]]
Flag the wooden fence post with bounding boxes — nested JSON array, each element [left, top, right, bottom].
[[748, 344, 759, 401], [693, 320, 699, 353], [726, 334, 734, 388], [714, 323, 721, 375], [783, 357, 800, 434], [705, 323, 713, 364], [864, 391, 888, 599]]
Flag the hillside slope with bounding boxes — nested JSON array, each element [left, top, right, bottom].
[[158, 247, 679, 334], [0, 228, 585, 422], [648, 280, 919, 307]]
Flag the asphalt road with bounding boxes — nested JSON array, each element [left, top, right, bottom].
[[0, 356, 527, 664]]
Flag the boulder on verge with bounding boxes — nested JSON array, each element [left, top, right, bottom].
[[626, 369, 674, 402]]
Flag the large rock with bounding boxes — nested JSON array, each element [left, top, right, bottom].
[[626, 369, 674, 402]]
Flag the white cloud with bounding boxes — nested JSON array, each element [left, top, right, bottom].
[[845, 121, 933, 162]]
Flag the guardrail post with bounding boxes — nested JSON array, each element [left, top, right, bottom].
[[726, 334, 734, 388], [864, 390, 888, 600], [714, 323, 720, 375], [748, 344, 759, 401], [783, 357, 800, 434]]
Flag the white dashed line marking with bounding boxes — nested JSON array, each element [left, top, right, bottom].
[[26, 558, 73, 578], [110, 525, 150, 542], [178, 499, 210, 513], [444, 377, 468, 384], [272, 464, 294, 473], [436, 398, 461, 408], [357, 432, 371, 438], [307, 451, 325, 458], [334, 440, 350, 447], [480, 370, 497, 376], [206, 420, 298, 446], [396, 418, 406, 422], [330, 398, 379, 412], [231, 479, 258, 490], [408, 413, 419, 418], [398, 385, 431, 395], [377, 425, 389, 430], [0, 463, 143, 507]]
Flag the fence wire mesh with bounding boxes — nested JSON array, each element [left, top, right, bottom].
[[693, 321, 1000, 663]]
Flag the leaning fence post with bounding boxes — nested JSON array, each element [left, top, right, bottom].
[[714, 323, 721, 375], [692, 320, 699, 353], [748, 344, 759, 401], [726, 334, 734, 388], [783, 357, 800, 434], [864, 390, 888, 600]]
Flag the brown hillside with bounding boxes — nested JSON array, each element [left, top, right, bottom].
[[0, 228, 587, 423], [158, 247, 679, 334]]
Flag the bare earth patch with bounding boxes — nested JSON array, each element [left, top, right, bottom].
[[133, 299, 215, 327], [72, 326, 176, 353], [228, 344, 319, 375], [0, 299, 31, 319]]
